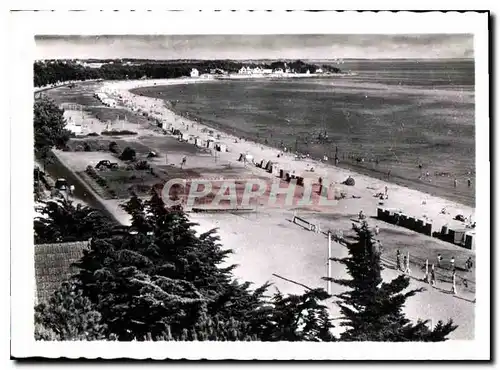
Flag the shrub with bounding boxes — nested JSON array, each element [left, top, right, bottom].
[[109, 141, 119, 153], [83, 142, 92, 152], [134, 160, 150, 170], [101, 130, 137, 136], [119, 147, 136, 161]]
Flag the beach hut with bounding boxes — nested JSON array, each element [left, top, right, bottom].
[[399, 214, 408, 228], [406, 217, 416, 230], [451, 228, 466, 245], [377, 207, 385, 219], [423, 222, 433, 236], [415, 219, 424, 233], [238, 153, 254, 163], [465, 232, 475, 250], [265, 161, 273, 173], [218, 143, 227, 152]]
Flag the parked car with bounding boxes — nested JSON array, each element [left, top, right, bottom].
[[95, 160, 119, 170], [55, 178, 68, 191]]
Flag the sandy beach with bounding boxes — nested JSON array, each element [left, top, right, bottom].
[[100, 78, 475, 226], [43, 78, 476, 339]]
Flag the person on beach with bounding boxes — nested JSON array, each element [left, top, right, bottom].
[[181, 156, 187, 169], [374, 225, 380, 235], [387, 170, 391, 180], [430, 264, 437, 287], [396, 249, 402, 271], [423, 259, 429, 283], [465, 257, 473, 271], [403, 255, 409, 274], [437, 253, 442, 267], [467, 178, 472, 187], [452, 271, 457, 295], [454, 178, 458, 188], [450, 256, 455, 271]]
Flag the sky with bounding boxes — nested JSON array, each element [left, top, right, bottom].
[[35, 34, 474, 60]]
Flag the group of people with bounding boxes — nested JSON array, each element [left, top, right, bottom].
[[395, 250, 474, 296]]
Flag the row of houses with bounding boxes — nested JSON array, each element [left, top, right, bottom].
[[238, 66, 324, 75]]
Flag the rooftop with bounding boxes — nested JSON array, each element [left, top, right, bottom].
[[34, 240, 90, 304]]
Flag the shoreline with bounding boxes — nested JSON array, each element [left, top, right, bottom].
[[131, 79, 474, 208], [101, 79, 475, 220]]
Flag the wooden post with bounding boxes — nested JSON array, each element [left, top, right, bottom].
[[425, 259, 429, 282], [327, 231, 332, 295]]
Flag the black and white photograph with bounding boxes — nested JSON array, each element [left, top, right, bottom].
[[9, 10, 490, 360]]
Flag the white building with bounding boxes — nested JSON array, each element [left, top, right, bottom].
[[316, 68, 324, 74], [190, 68, 200, 78], [64, 116, 83, 136], [239, 66, 252, 75], [273, 68, 284, 74]]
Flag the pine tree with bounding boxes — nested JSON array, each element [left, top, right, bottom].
[[40, 192, 336, 341], [34, 96, 71, 161], [328, 222, 457, 341], [251, 288, 335, 342], [35, 281, 106, 340], [34, 198, 114, 244]]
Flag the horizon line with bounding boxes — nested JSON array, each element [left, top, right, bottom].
[[35, 57, 475, 61]]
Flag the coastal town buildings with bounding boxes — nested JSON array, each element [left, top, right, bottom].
[[190, 68, 200, 78]]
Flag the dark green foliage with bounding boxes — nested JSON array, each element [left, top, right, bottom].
[[35, 281, 106, 340], [45, 192, 332, 341], [101, 130, 137, 136], [34, 96, 71, 159], [327, 222, 457, 341], [119, 147, 136, 161], [134, 160, 150, 170], [109, 141, 119, 153], [33, 59, 343, 87], [34, 199, 114, 244], [251, 288, 335, 341]]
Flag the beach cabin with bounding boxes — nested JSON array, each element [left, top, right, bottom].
[[216, 143, 227, 152], [464, 231, 476, 250], [238, 153, 253, 163]]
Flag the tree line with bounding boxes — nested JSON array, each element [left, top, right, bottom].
[[34, 59, 342, 87]]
